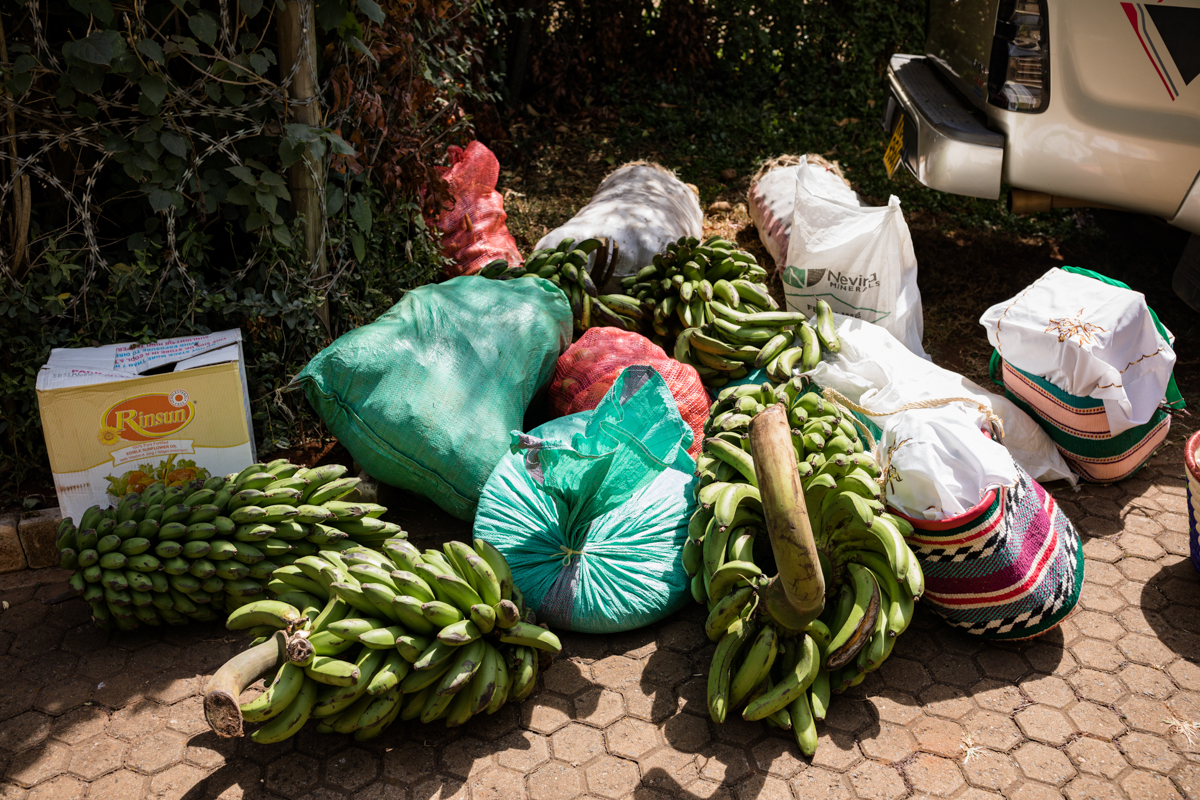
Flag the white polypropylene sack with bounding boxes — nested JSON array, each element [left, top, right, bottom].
[[535, 162, 703, 291], [782, 161, 926, 358], [806, 314, 1075, 486], [747, 155, 861, 269], [980, 268, 1176, 435], [879, 406, 1019, 520]]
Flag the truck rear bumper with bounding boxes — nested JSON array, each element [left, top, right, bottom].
[[883, 55, 1005, 200]]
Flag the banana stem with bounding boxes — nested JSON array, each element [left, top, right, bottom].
[[750, 403, 825, 632], [204, 631, 287, 738]]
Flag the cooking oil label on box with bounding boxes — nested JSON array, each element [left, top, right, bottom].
[[38, 359, 254, 520]]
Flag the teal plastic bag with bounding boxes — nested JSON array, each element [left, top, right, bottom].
[[474, 366, 697, 633], [296, 275, 572, 520]]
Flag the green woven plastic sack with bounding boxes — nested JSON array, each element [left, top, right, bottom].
[[474, 366, 697, 633], [295, 275, 571, 520]]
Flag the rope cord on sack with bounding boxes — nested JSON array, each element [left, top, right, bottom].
[[559, 546, 587, 565], [821, 388, 1006, 442]]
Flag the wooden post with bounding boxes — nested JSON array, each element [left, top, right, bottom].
[[749, 403, 825, 633], [278, 0, 330, 333]]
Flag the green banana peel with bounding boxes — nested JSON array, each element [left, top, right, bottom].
[[749, 403, 825, 634]]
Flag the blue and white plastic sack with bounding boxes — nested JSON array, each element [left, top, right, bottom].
[[474, 366, 696, 633]]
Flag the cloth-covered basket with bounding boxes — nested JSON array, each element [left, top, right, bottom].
[[892, 461, 1084, 640], [1187, 430, 1200, 575], [991, 354, 1171, 484]]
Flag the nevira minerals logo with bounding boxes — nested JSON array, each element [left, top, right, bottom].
[[97, 389, 194, 444], [825, 271, 880, 292]]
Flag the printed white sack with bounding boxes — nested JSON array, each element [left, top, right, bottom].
[[979, 268, 1176, 435], [535, 162, 702, 291], [782, 161, 926, 357], [806, 314, 1075, 485], [747, 154, 860, 269], [879, 406, 1019, 521]]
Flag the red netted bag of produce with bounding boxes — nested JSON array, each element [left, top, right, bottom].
[[549, 327, 708, 458], [432, 141, 522, 278]]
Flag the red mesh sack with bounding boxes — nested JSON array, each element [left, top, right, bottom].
[[549, 327, 709, 459], [432, 142, 523, 278]]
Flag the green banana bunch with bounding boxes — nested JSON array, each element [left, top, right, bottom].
[[481, 238, 634, 334], [684, 378, 923, 757], [208, 534, 557, 743], [58, 459, 404, 631]]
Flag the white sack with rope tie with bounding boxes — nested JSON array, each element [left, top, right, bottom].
[[979, 268, 1176, 435], [806, 314, 1074, 493], [877, 406, 1019, 520]]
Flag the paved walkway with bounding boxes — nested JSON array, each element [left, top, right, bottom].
[[0, 425, 1198, 800]]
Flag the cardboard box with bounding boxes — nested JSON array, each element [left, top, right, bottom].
[[36, 330, 256, 523]]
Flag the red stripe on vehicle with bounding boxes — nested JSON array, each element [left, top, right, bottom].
[[1122, 2, 1177, 100]]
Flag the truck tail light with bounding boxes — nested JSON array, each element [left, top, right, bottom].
[[988, 0, 1049, 112]]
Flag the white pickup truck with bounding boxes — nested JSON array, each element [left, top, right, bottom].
[[882, 0, 1200, 235]]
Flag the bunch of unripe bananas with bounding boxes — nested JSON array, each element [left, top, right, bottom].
[[479, 238, 641, 333], [56, 459, 400, 630], [685, 378, 924, 756], [674, 297, 843, 389], [207, 536, 559, 743]]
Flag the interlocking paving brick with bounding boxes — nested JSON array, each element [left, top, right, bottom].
[[904, 753, 964, 797], [1021, 675, 1075, 708], [822, 699, 872, 734], [468, 765, 524, 800], [927, 653, 980, 688], [263, 752, 319, 797], [789, 766, 852, 799], [961, 709, 1021, 752], [1015, 705, 1076, 746], [521, 695, 573, 735], [1065, 774, 1127, 800], [959, 748, 1019, 792], [976, 648, 1028, 682], [584, 755, 639, 798], [1069, 669, 1127, 705], [866, 689, 921, 726], [409, 774, 467, 800], [550, 724, 604, 766], [1119, 633, 1177, 668], [661, 710, 711, 754], [1120, 731, 1182, 773], [527, 760, 585, 800], [1079, 584, 1126, 614], [879, 658, 931, 692], [126, 730, 185, 776], [748, 738, 805, 779], [911, 716, 965, 759], [1116, 694, 1173, 734], [917, 685, 975, 720], [619, 681, 677, 724], [638, 744, 697, 789], [382, 742, 436, 784], [731, 773, 793, 800], [84, 768, 145, 800], [808, 733, 861, 772], [1013, 742, 1076, 786], [1067, 701, 1126, 741], [1067, 736, 1128, 779], [494, 730, 549, 773], [1008, 781, 1065, 800], [1121, 769, 1184, 800], [603, 718, 659, 760], [66, 737, 124, 782], [846, 760, 906, 800], [572, 688, 624, 728], [1119, 662, 1176, 700], [146, 762, 206, 800], [540, 660, 592, 697], [858, 723, 916, 763], [0, 714, 51, 754], [108, 701, 168, 742], [589, 657, 641, 692], [970, 679, 1025, 714]]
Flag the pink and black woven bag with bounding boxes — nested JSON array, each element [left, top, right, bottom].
[[892, 461, 1084, 640]]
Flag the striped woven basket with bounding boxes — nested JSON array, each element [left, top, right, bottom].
[[892, 461, 1084, 640], [992, 353, 1171, 484], [1187, 431, 1200, 575]]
